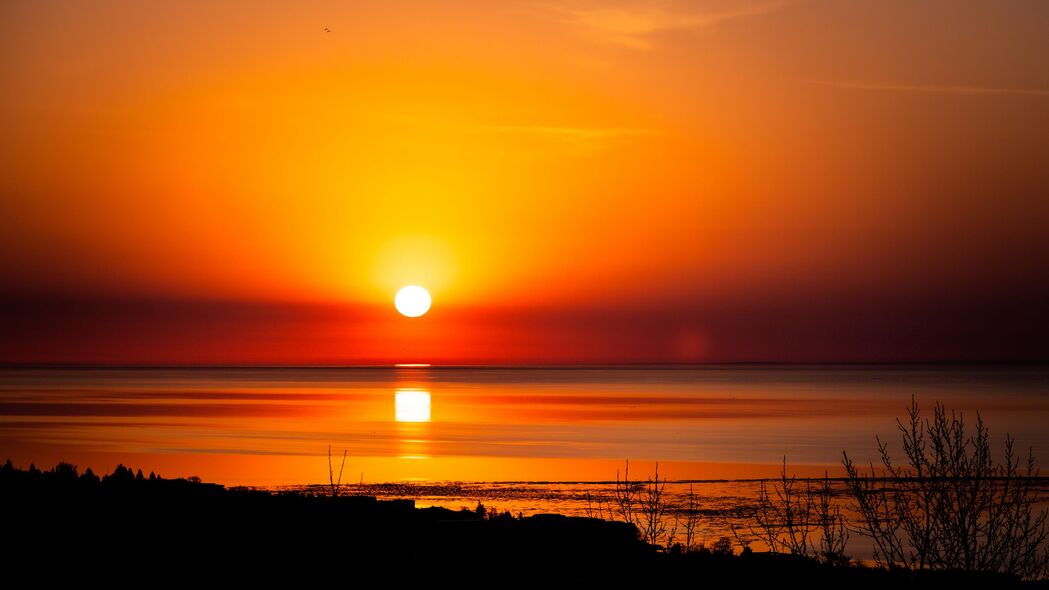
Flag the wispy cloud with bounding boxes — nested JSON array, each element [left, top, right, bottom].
[[467, 124, 664, 153], [373, 112, 662, 152], [818, 80, 1049, 97], [469, 124, 661, 140], [546, 0, 792, 49]]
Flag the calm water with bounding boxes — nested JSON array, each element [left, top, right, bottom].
[[2, 365, 1047, 486], [5, 365, 1049, 554]]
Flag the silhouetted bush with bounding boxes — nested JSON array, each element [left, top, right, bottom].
[[328, 444, 348, 497], [843, 397, 1049, 580], [610, 460, 672, 546], [711, 536, 734, 556], [674, 483, 701, 552], [746, 458, 849, 564]]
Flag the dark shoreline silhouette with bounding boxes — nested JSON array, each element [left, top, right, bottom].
[[2, 460, 1039, 587]]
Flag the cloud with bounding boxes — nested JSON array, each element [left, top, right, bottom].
[[818, 80, 1049, 97], [546, 0, 792, 49], [469, 124, 661, 139], [466, 124, 664, 153], [375, 113, 663, 151]]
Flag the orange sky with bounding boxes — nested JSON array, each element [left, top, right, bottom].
[[2, 1, 1048, 363]]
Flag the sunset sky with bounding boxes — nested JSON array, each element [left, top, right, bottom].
[[2, 0, 1048, 364]]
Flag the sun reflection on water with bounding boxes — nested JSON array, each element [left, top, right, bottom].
[[395, 390, 431, 423], [395, 389, 431, 460]]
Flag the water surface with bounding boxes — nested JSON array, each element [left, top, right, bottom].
[[1, 366, 1047, 487]]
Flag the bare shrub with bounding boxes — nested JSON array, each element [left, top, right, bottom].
[[842, 397, 1049, 580], [711, 536, 734, 556], [754, 457, 813, 555], [612, 459, 642, 526], [751, 457, 849, 564], [639, 462, 669, 545], [328, 444, 348, 497], [584, 490, 601, 519], [675, 483, 702, 552], [608, 460, 673, 547], [813, 474, 850, 564]]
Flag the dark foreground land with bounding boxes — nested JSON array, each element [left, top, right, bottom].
[[2, 461, 1043, 588]]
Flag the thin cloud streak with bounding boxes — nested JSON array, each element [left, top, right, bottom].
[[464, 124, 665, 153], [469, 124, 662, 139], [373, 112, 661, 148], [547, 0, 793, 49], [819, 80, 1049, 97]]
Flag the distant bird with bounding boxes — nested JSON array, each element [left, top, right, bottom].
[[324, 27, 331, 33]]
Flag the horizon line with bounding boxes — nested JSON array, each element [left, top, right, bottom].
[[2, 360, 1048, 370]]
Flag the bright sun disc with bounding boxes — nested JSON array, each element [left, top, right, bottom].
[[394, 285, 432, 317]]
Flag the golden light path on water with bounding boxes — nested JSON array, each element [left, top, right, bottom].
[[395, 389, 431, 460]]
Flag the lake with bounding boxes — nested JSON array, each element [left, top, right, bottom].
[[6, 365, 1049, 553], [2, 365, 1046, 486]]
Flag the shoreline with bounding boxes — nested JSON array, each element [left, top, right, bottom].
[[3, 460, 1044, 586]]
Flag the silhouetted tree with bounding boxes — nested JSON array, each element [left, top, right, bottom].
[[81, 467, 99, 485], [106, 464, 136, 484], [52, 462, 79, 484]]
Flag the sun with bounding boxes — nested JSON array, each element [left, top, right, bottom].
[[394, 285, 432, 317]]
